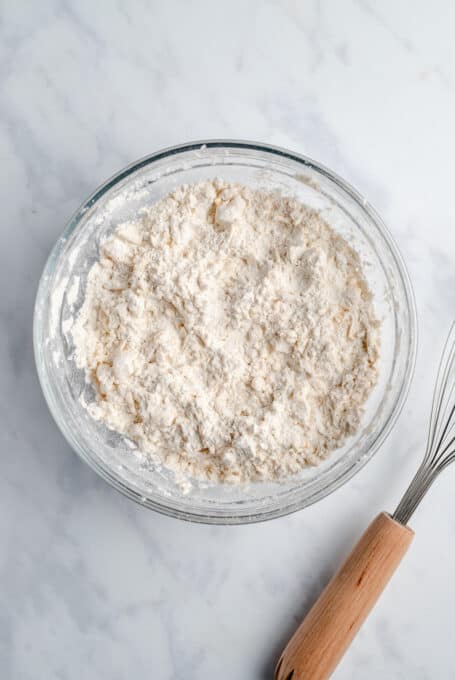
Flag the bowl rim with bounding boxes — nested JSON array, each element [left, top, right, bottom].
[[34, 139, 418, 524]]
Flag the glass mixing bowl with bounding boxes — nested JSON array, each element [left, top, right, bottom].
[[34, 141, 417, 524]]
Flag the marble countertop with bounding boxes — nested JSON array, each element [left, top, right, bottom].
[[1, 1, 455, 677]]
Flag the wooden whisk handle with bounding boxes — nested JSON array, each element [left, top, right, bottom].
[[276, 513, 414, 680]]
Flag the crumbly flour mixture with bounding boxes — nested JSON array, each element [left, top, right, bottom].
[[72, 181, 380, 486]]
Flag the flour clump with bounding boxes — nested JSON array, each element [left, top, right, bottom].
[[72, 181, 380, 487]]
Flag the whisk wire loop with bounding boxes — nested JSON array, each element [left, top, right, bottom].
[[394, 322, 455, 524]]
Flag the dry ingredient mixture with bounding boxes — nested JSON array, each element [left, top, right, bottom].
[[72, 181, 380, 487]]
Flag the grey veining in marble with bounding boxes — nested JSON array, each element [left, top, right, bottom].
[[1, 1, 455, 678]]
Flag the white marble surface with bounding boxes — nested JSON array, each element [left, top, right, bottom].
[[1, 1, 455, 677]]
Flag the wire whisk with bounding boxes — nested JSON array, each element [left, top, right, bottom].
[[394, 322, 455, 524], [276, 323, 455, 680]]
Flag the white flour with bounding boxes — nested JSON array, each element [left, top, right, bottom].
[[72, 181, 380, 487]]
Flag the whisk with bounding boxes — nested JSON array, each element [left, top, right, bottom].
[[276, 323, 455, 680]]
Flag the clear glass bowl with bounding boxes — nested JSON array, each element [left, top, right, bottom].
[[34, 141, 417, 524]]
